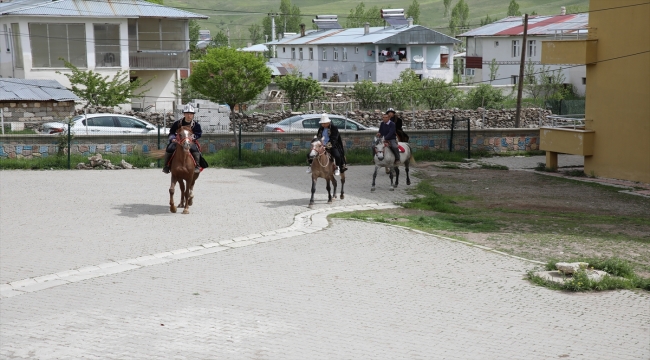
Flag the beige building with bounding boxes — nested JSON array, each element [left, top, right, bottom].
[[541, 0, 650, 183]]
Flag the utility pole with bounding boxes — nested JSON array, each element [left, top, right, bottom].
[[515, 14, 529, 128], [269, 13, 277, 58]]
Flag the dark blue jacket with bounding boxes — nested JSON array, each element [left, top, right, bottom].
[[378, 120, 396, 140], [169, 118, 202, 141]]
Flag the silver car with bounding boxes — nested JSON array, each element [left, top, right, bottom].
[[41, 114, 169, 135], [263, 114, 379, 133]]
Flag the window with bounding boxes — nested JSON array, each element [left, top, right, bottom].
[[342, 48, 347, 61], [465, 68, 475, 76], [322, 72, 327, 79], [512, 40, 520, 58], [355, 46, 359, 54], [302, 118, 320, 129], [511, 75, 519, 84], [283, 47, 285, 53], [322, 48, 327, 60], [10, 23, 23, 68], [291, 47, 296, 60], [332, 118, 358, 130], [582, 77, 586, 85], [309, 72, 313, 78], [333, 47, 338, 61], [128, 19, 185, 51], [494, 41, 499, 47], [116, 116, 147, 128], [309, 47, 313, 60], [94, 24, 121, 67], [85, 116, 115, 127], [368, 71, 372, 78], [3, 24, 9, 52], [528, 40, 536, 57], [29, 23, 87, 67], [355, 74, 359, 81], [299, 48, 303, 60]]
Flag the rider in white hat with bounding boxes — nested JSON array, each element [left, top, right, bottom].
[[306, 113, 347, 176], [162, 104, 203, 174]]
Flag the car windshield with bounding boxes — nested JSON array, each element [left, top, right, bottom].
[[277, 116, 303, 125]]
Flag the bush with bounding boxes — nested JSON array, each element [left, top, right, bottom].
[[463, 83, 509, 109]]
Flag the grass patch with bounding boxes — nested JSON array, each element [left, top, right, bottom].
[[1, 126, 38, 134], [528, 258, 649, 292], [479, 163, 509, 170], [0, 153, 158, 170], [404, 180, 474, 214], [563, 169, 587, 177]]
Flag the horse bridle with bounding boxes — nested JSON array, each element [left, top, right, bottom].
[[176, 128, 194, 149], [311, 141, 330, 168]]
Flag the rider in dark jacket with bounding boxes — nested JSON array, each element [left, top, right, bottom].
[[377, 112, 400, 164], [387, 108, 409, 142], [307, 114, 347, 176], [162, 104, 202, 174]]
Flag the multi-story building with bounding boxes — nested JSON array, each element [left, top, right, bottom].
[[0, 0, 207, 110]]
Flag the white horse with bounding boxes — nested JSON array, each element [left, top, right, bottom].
[[371, 136, 413, 192]]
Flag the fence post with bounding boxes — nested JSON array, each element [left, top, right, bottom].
[[449, 115, 455, 152], [238, 122, 242, 161], [67, 121, 71, 169], [467, 118, 471, 159], [157, 125, 161, 168]]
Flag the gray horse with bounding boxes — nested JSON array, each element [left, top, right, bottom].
[[371, 136, 413, 192]]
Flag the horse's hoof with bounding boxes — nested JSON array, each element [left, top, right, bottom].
[[390, 187, 395, 191], [170, 207, 177, 213], [371, 187, 375, 192], [182, 210, 189, 214], [407, 181, 411, 185], [340, 194, 345, 199]]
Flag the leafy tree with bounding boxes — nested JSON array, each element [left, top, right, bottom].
[[275, 74, 323, 110], [420, 78, 460, 109], [465, 84, 507, 109], [406, 0, 421, 24], [56, 59, 151, 108], [249, 24, 263, 45], [173, 79, 206, 105], [189, 20, 201, 60], [189, 47, 271, 143], [352, 80, 380, 110], [390, 69, 422, 110], [210, 31, 229, 48], [507, 0, 522, 16], [530, 10, 538, 15], [488, 58, 500, 83], [279, 0, 302, 36], [449, 0, 470, 36], [443, 0, 452, 18], [480, 14, 496, 26], [524, 61, 567, 102], [345, 2, 383, 28]]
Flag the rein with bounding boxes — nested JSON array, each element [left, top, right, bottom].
[[312, 143, 330, 168]]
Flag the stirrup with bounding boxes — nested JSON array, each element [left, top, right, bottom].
[[194, 166, 200, 174]]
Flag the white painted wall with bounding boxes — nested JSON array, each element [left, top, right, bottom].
[[131, 70, 177, 111]]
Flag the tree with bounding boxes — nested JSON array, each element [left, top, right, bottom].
[[406, 0, 421, 24], [420, 78, 460, 109], [56, 59, 151, 108], [480, 14, 496, 26], [210, 31, 229, 48], [249, 24, 263, 45], [189, 47, 271, 143], [449, 0, 470, 36], [507, 0, 522, 16], [524, 62, 567, 102], [279, 0, 301, 36], [465, 84, 507, 109], [275, 74, 323, 110], [488, 58, 500, 83], [189, 20, 201, 60], [443, 0, 452, 18], [352, 80, 380, 110], [391, 69, 422, 110], [345, 2, 383, 28]]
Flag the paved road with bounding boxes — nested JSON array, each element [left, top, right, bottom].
[[1, 166, 648, 359], [479, 154, 584, 169]]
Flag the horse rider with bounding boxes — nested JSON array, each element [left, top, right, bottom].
[[162, 104, 203, 174], [377, 112, 401, 165], [386, 107, 409, 143], [307, 114, 347, 176]]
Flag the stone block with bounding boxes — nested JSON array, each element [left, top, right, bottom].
[[556, 262, 588, 274]]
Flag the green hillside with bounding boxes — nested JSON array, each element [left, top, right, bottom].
[[167, 0, 590, 46]]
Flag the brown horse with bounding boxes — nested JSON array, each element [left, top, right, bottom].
[[169, 126, 200, 214], [308, 139, 345, 207]]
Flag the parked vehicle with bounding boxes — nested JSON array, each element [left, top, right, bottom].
[[41, 114, 169, 135], [264, 114, 378, 133]]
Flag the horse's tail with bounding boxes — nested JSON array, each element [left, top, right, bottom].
[[408, 146, 416, 166], [148, 149, 167, 160]]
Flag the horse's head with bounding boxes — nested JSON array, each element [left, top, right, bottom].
[[309, 138, 324, 160], [374, 136, 386, 161], [177, 126, 194, 150]]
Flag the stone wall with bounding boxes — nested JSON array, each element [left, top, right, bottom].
[[231, 108, 551, 132], [0, 129, 540, 160], [1, 101, 76, 129]]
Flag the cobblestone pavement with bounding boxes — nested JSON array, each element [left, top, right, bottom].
[[1, 166, 649, 359]]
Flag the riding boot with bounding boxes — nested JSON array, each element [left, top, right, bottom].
[[192, 152, 201, 173], [392, 148, 401, 165], [162, 152, 172, 173]]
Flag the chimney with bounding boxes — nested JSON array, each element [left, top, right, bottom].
[[407, 17, 413, 27], [300, 23, 305, 37], [364, 22, 370, 35], [560, 6, 566, 15]]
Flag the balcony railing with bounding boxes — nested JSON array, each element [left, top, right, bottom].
[[129, 51, 189, 69], [540, 114, 585, 129]]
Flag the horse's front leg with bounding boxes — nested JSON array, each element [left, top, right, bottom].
[[331, 177, 338, 199], [389, 168, 395, 191], [169, 176, 177, 213], [188, 175, 197, 206], [309, 177, 317, 207], [326, 179, 332, 204], [394, 166, 400, 188], [178, 179, 186, 208], [340, 173, 345, 199], [371, 165, 379, 192], [405, 160, 411, 186]]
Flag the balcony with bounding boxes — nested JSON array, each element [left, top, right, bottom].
[[129, 51, 189, 70], [539, 115, 594, 169]]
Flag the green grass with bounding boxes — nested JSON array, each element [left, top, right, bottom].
[[1, 126, 38, 134], [0, 153, 157, 170], [404, 180, 475, 214], [478, 163, 508, 170]]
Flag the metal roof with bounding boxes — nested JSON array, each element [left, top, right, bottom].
[[0, 0, 208, 19], [0, 78, 79, 101], [267, 25, 460, 46], [458, 14, 589, 37]]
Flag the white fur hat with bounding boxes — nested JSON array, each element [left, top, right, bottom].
[[319, 114, 331, 124]]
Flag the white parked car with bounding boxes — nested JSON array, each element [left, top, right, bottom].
[[263, 114, 379, 133], [41, 114, 169, 135]]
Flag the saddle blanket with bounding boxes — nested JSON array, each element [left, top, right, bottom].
[[398, 145, 406, 153]]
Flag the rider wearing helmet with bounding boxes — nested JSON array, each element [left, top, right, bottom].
[[377, 111, 400, 165], [386, 107, 409, 143], [306, 114, 347, 176], [162, 104, 203, 174]]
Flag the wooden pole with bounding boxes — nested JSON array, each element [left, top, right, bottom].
[[515, 14, 529, 128]]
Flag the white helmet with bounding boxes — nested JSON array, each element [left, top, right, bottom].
[[182, 104, 196, 113]]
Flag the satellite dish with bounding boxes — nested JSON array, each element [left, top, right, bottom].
[[413, 55, 424, 63]]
